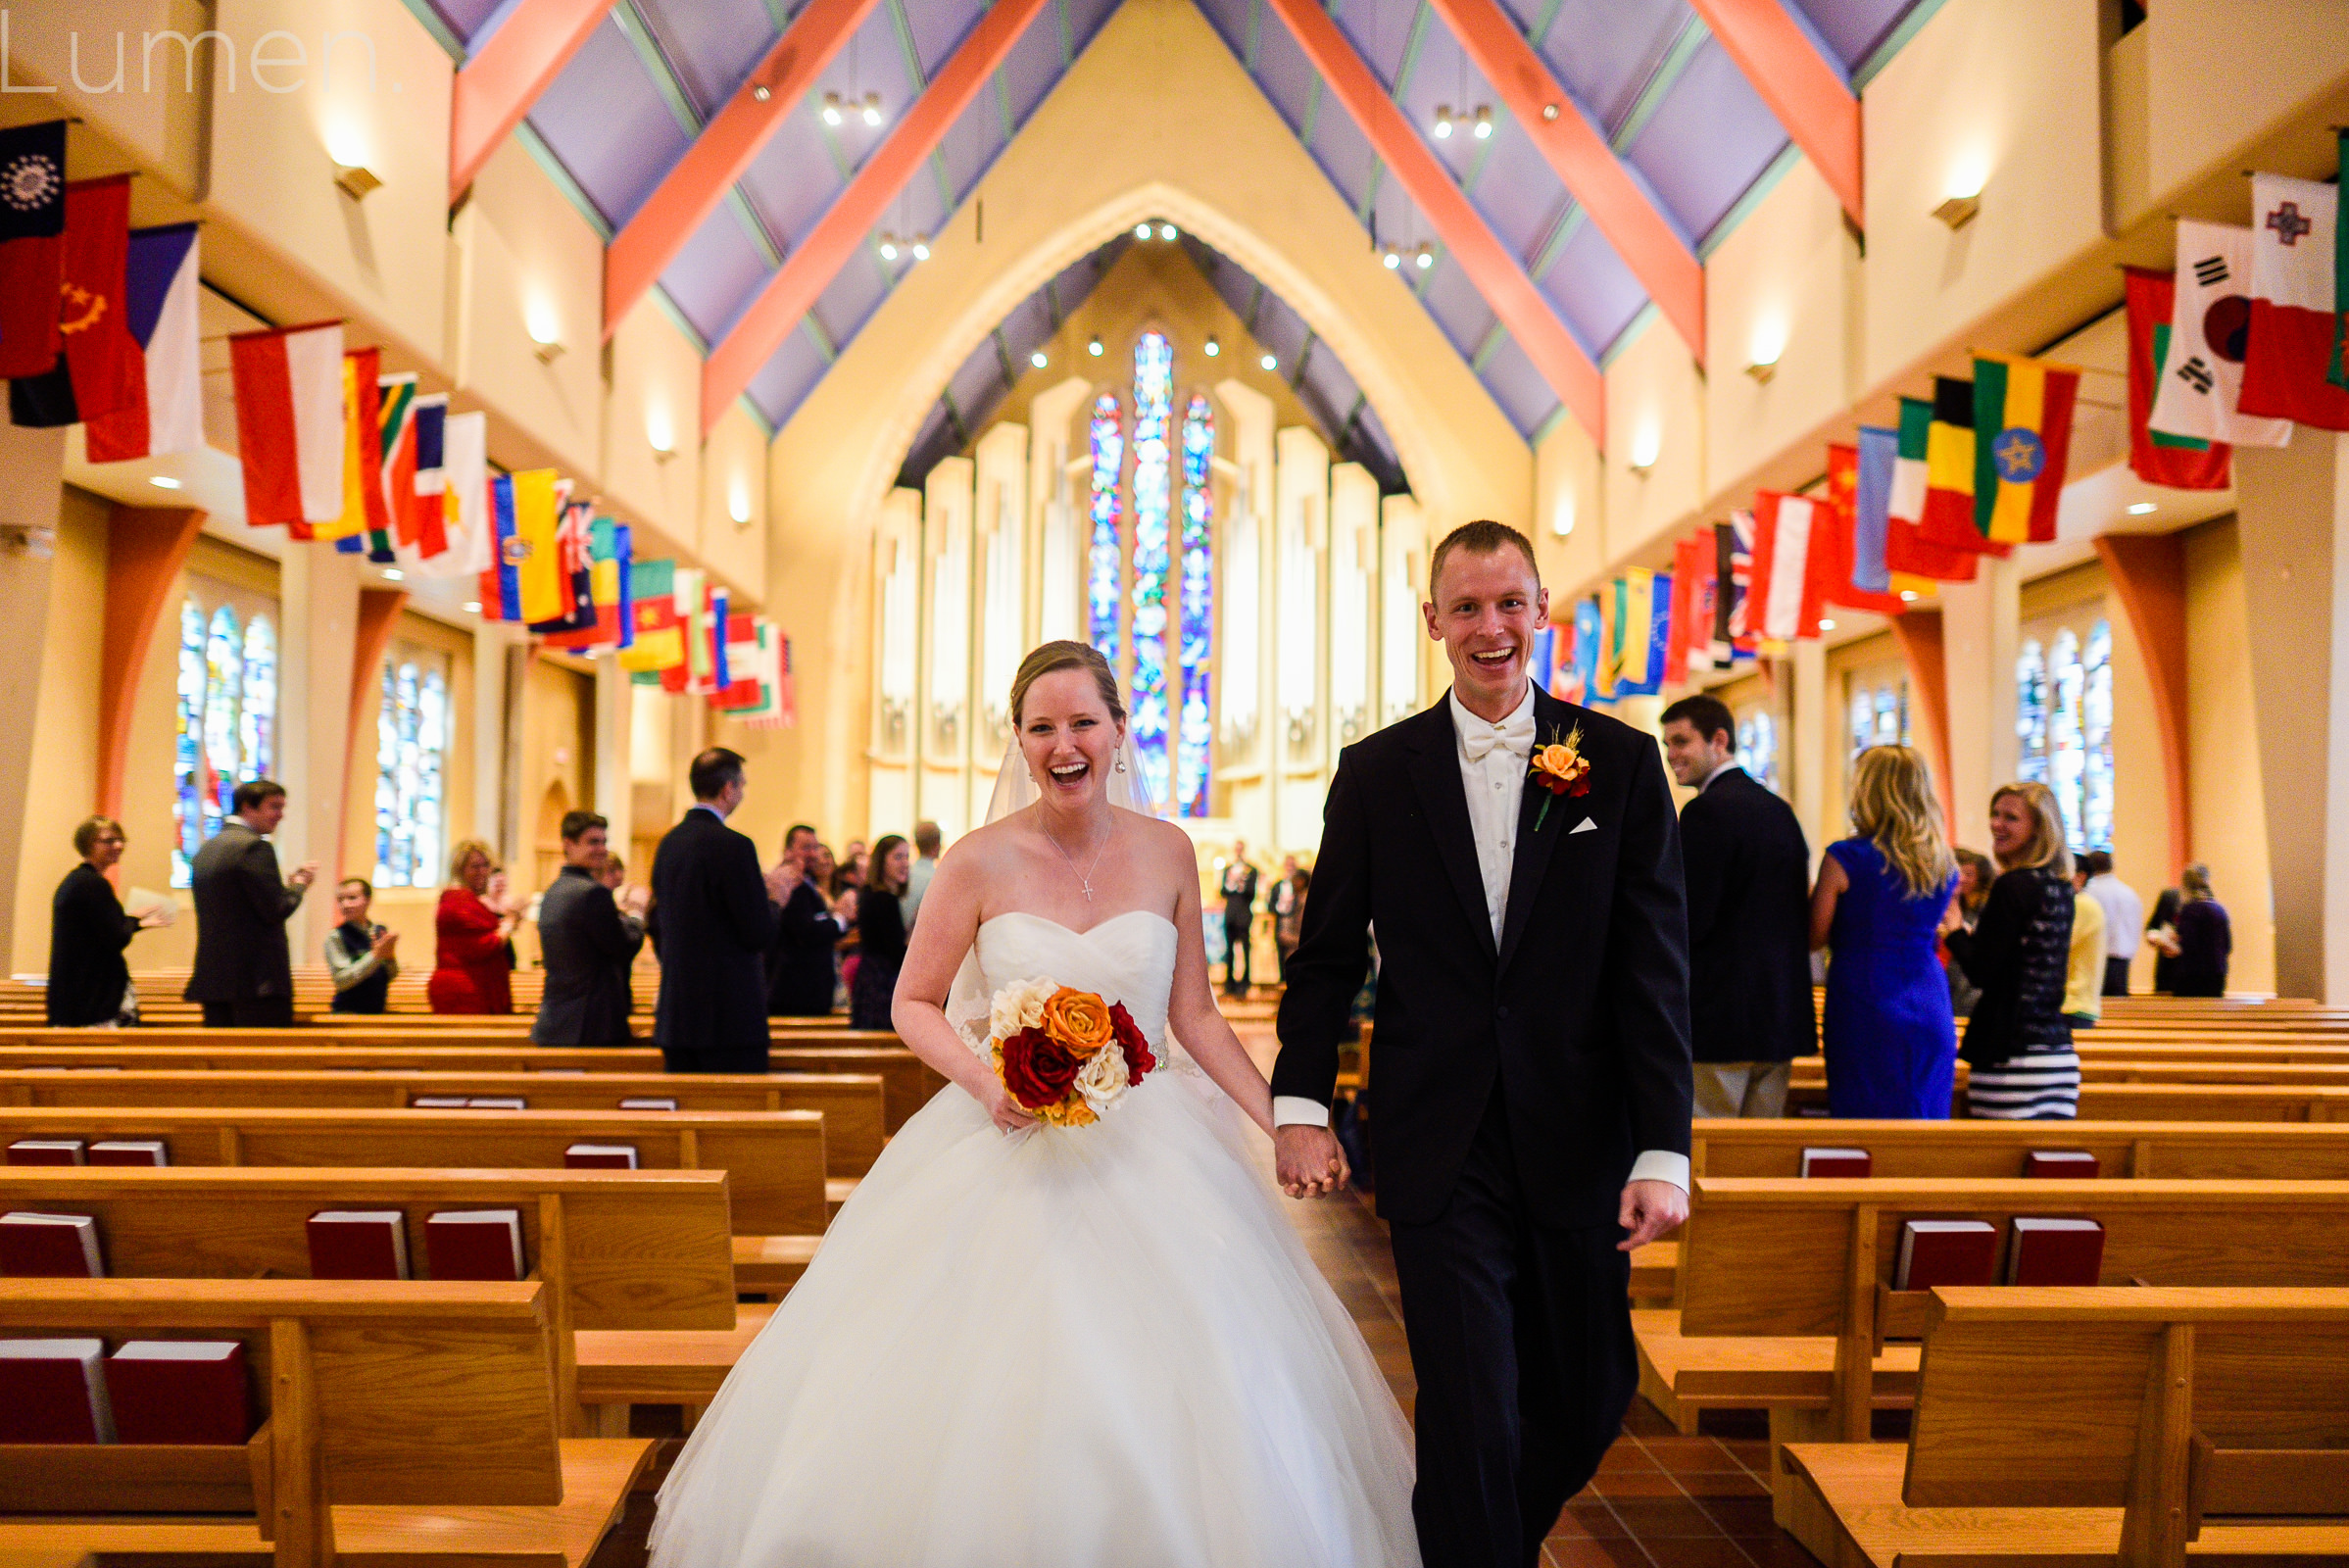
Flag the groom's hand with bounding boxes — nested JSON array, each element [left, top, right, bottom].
[[1275, 1125, 1349, 1200], [1617, 1179, 1688, 1250]]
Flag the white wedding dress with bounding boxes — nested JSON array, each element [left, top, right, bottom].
[[648, 909, 1420, 1568]]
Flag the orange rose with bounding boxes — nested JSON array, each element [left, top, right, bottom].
[[1042, 986, 1115, 1057]]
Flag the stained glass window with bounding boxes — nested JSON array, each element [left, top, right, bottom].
[[2017, 619, 2113, 853], [1737, 708, 1781, 796], [171, 600, 206, 887], [374, 652, 449, 888], [1847, 675, 1911, 758], [2016, 637, 2051, 790], [171, 594, 278, 888], [1128, 332, 1174, 808], [1086, 393, 1123, 670], [1176, 392, 1215, 817]]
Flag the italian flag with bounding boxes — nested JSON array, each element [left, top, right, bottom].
[[2238, 171, 2349, 431], [1971, 353, 2080, 545]]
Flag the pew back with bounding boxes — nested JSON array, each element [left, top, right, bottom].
[[1690, 1118, 2349, 1180]]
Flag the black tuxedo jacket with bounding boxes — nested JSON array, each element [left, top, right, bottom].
[[765, 880, 840, 1016], [648, 808, 781, 1062], [1678, 766, 1817, 1064], [1274, 689, 1693, 1228]]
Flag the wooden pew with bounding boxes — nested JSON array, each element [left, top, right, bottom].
[[1639, 1177, 2349, 1523], [0, 1165, 744, 1437], [1782, 1287, 2349, 1567], [0, 1068, 886, 1179], [1786, 1073, 2349, 1120], [0, 1277, 653, 1568], [0, 1043, 948, 1133]]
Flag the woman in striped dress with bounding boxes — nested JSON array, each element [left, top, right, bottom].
[[1944, 783, 2079, 1118]]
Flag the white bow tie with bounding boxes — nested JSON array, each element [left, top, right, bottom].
[[1459, 708, 1535, 761]]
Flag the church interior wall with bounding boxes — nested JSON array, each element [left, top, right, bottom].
[[11, 488, 112, 979], [5, 0, 211, 200], [601, 298, 710, 580], [1600, 315, 1708, 572], [2182, 518, 2276, 997]]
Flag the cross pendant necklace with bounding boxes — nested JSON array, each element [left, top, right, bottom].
[[1047, 817, 1114, 902]]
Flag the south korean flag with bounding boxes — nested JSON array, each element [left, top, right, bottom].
[[2149, 220, 2292, 447]]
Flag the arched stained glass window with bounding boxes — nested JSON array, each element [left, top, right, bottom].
[[374, 653, 449, 888], [1087, 393, 1124, 669], [2016, 638, 2050, 787], [2017, 619, 2114, 852], [239, 617, 276, 783], [171, 595, 279, 888], [1737, 709, 1780, 797], [171, 599, 207, 886], [1176, 393, 1215, 818], [1128, 332, 1174, 807], [2080, 619, 2114, 851]]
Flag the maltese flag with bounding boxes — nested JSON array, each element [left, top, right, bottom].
[[2237, 175, 2349, 431]]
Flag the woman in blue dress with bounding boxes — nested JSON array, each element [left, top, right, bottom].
[[1809, 746, 1960, 1118]]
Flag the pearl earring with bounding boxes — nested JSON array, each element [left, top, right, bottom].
[[1115, 758, 1127, 773]]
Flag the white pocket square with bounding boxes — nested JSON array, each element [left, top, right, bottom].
[[1569, 816, 1598, 835]]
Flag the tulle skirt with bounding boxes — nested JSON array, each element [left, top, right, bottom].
[[648, 1068, 1420, 1568]]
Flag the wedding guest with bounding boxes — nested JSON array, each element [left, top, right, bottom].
[[598, 854, 626, 891], [1220, 842, 1258, 996], [852, 835, 909, 1030], [48, 816, 168, 1027], [184, 780, 316, 1028], [767, 825, 845, 1016], [534, 810, 647, 1048], [651, 748, 792, 1073], [323, 878, 397, 1015], [2146, 884, 2185, 993], [1945, 783, 2079, 1119], [839, 841, 868, 894], [428, 839, 518, 1014], [2164, 863, 2233, 998], [2064, 866, 2106, 1028], [1271, 857, 1309, 981], [1945, 848, 1994, 1016], [1809, 746, 1958, 1119], [1665, 693, 1816, 1119], [901, 820, 942, 930], [2078, 849, 2143, 996]]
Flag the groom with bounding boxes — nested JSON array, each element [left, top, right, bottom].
[[1273, 519, 1693, 1568]]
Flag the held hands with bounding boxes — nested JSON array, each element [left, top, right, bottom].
[[288, 861, 318, 891], [1274, 1124, 1350, 1200], [762, 860, 794, 905], [620, 884, 651, 916], [371, 929, 399, 958], [1617, 1178, 1688, 1251]]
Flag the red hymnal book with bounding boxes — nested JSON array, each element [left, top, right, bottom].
[[2023, 1150, 2100, 1179], [424, 1209, 524, 1281], [306, 1210, 411, 1279], [411, 1096, 468, 1108], [88, 1140, 169, 1167], [2004, 1217, 2105, 1285], [0, 1211, 104, 1277], [6, 1139, 85, 1166], [1801, 1148, 1872, 1178], [1893, 1220, 1998, 1290], [466, 1097, 527, 1110], [565, 1143, 638, 1170], [618, 1098, 678, 1111], [108, 1342, 250, 1445], [0, 1339, 114, 1442]]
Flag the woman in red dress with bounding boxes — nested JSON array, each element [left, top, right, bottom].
[[427, 838, 517, 1014]]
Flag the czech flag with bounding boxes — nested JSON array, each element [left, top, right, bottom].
[[84, 221, 204, 463]]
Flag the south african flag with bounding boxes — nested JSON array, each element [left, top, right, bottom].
[[1972, 353, 2080, 545]]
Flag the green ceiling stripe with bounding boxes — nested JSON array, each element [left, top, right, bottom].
[[1055, 0, 1075, 65], [802, 313, 838, 364], [1698, 139, 1801, 260], [1470, 321, 1506, 371], [398, 0, 465, 62], [1300, 75, 1325, 143], [759, 0, 792, 31], [1461, 103, 1507, 190], [1246, 279, 1267, 332], [1854, 0, 1946, 89], [1529, 203, 1584, 280], [1599, 300, 1657, 369], [613, 3, 702, 135], [1392, 3, 1432, 97], [1291, 330, 1317, 389], [1245, 0, 1264, 70], [885, 0, 927, 88], [736, 393, 776, 438], [649, 285, 710, 355], [1530, 403, 1569, 446], [1337, 391, 1367, 450], [1610, 14, 1706, 152], [1528, 0, 1567, 50], [514, 122, 613, 238], [1356, 164, 1385, 226], [941, 386, 968, 446], [1044, 277, 1065, 330], [995, 68, 1015, 138], [991, 326, 1018, 385]]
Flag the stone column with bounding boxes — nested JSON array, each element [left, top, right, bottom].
[[275, 545, 362, 962], [1935, 552, 2021, 852], [594, 654, 632, 857]]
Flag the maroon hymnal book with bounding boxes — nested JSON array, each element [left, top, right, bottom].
[[306, 1210, 411, 1279], [87, 1140, 169, 1167], [2004, 1217, 2105, 1285], [0, 1211, 104, 1277], [465, 1097, 527, 1110], [564, 1143, 638, 1170], [0, 1339, 114, 1442], [6, 1139, 85, 1166], [1893, 1220, 1998, 1290], [424, 1209, 525, 1281], [1801, 1148, 1872, 1178], [617, 1098, 678, 1111], [2023, 1150, 2100, 1179], [108, 1342, 250, 1445], [411, 1096, 469, 1108]]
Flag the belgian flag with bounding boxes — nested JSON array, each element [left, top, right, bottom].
[[1972, 353, 2080, 545]]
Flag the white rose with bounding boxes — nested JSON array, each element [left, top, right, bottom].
[[1075, 1036, 1131, 1111], [990, 976, 1056, 1042]]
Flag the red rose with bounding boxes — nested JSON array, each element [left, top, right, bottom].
[[1000, 1025, 1081, 1108], [1108, 1002, 1156, 1082]]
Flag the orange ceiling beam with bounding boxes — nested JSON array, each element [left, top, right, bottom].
[[605, 0, 886, 338], [1684, 0, 1863, 227], [1427, 0, 1704, 366], [449, 0, 615, 197], [1259, 0, 1602, 443]]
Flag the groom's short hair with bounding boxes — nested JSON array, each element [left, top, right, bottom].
[[1428, 519, 1540, 601]]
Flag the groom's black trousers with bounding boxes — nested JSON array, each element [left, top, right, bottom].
[[1389, 1087, 1637, 1568]]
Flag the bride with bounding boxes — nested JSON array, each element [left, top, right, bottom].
[[647, 640, 1421, 1568]]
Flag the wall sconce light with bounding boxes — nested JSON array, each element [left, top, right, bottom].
[[533, 338, 564, 365], [1551, 493, 1576, 538], [729, 487, 753, 525], [649, 413, 677, 463], [1628, 426, 1661, 476], [1933, 193, 1980, 228], [1203, 336, 1220, 358], [652, 443, 678, 465], [334, 164, 382, 201], [1744, 356, 1778, 384]]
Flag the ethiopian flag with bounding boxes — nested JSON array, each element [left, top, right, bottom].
[[1972, 353, 2080, 544]]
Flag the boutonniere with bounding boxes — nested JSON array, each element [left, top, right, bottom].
[[1527, 723, 1592, 831]]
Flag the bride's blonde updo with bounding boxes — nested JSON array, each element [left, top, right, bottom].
[[1008, 640, 1126, 728]]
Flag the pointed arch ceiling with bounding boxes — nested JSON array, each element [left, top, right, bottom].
[[414, 0, 1933, 443]]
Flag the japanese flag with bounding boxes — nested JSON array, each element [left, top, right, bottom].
[[2148, 221, 2291, 447]]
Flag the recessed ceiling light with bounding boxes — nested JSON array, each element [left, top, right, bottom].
[[1157, 222, 1175, 240], [1030, 350, 1048, 368], [2127, 501, 2157, 515], [1203, 337, 1220, 358], [1135, 222, 1152, 239], [463, 602, 481, 613], [382, 568, 404, 581], [148, 475, 182, 490], [1260, 353, 1277, 370], [1088, 336, 1103, 357], [1817, 617, 1837, 631]]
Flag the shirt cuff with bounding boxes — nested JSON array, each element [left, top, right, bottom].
[[1629, 1150, 1690, 1193], [1272, 1096, 1330, 1129]]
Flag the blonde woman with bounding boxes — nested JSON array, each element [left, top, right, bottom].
[[1943, 782, 2080, 1118], [1808, 747, 1960, 1117], [427, 838, 518, 1014]]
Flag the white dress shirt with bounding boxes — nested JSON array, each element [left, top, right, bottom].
[[2084, 873, 2144, 960], [1275, 681, 1688, 1195]]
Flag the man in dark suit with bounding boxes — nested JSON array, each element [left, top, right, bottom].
[[1275, 521, 1692, 1568], [1219, 843, 1259, 995], [533, 809, 646, 1049], [650, 749, 791, 1073], [1661, 693, 1816, 1117], [766, 821, 845, 1016], [184, 779, 317, 1028]]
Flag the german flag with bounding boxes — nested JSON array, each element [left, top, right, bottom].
[[1972, 353, 2080, 544]]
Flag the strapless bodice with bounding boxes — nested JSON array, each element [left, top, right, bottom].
[[971, 909, 1178, 1051]]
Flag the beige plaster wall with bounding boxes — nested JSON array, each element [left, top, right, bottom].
[[697, 403, 770, 601], [2178, 519, 2274, 995], [11, 489, 110, 977], [602, 298, 706, 560], [1601, 317, 1706, 568], [3, 0, 211, 198]]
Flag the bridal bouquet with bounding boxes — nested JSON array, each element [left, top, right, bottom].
[[987, 977, 1157, 1127]]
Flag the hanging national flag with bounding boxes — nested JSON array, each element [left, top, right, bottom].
[[2123, 268, 2232, 490], [83, 222, 203, 463], [1747, 492, 1831, 643], [366, 372, 417, 564], [2237, 172, 2349, 431], [10, 175, 135, 429], [621, 559, 688, 678], [691, 585, 732, 697], [1568, 595, 1600, 706], [1821, 443, 1911, 614], [321, 349, 392, 550], [227, 320, 345, 530], [403, 394, 454, 564], [416, 410, 486, 579], [504, 469, 566, 624], [1665, 533, 1709, 681], [1972, 354, 2081, 544], [1886, 400, 1984, 578], [1916, 377, 1989, 556], [543, 516, 633, 651], [0, 121, 67, 381], [713, 613, 764, 709], [1711, 513, 1756, 666], [1613, 570, 1671, 700], [529, 499, 598, 635], [478, 473, 523, 621], [661, 568, 712, 694], [730, 620, 793, 727], [2147, 224, 2289, 449]]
